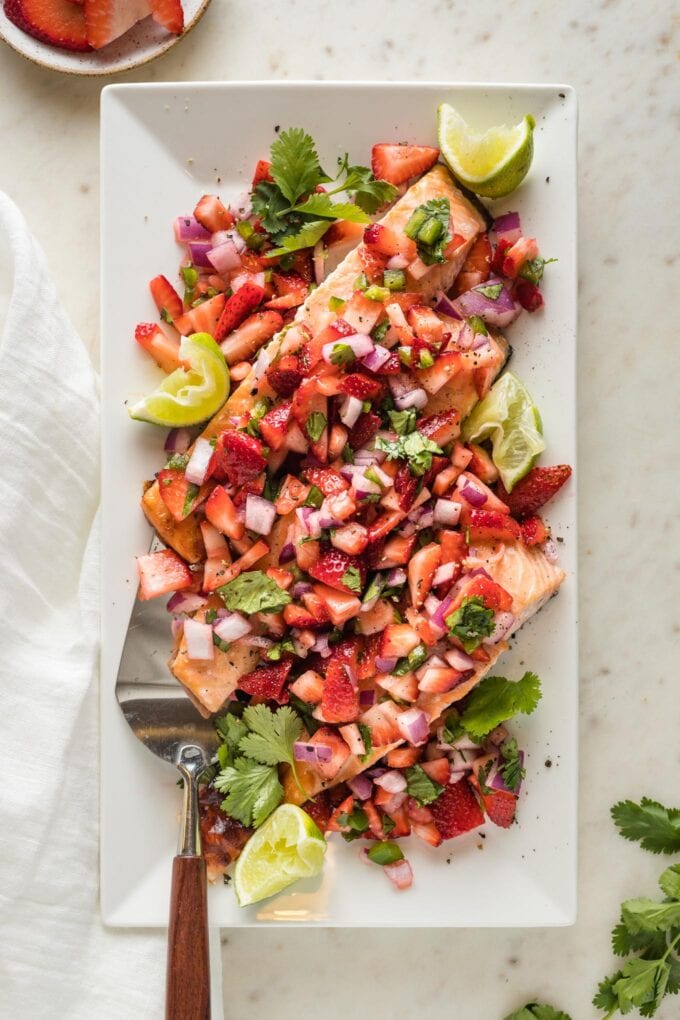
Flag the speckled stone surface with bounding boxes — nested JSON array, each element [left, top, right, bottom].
[[1, 0, 678, 1016]]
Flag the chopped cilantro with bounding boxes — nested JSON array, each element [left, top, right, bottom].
[[445, 596, 495, 652], [499, 737, 526, 792], [218, 570, 292, 615], [182, 482, 200, 517], [329, 342, 356, 367], [305, 411, 327, 443], [519, 256, 558, 286], [342, 566, 363, 593], [371, 319, 390, 343], [358, 722, 373, 762], [388, 408, 417, 435], [375, 431, 443, 477], [266, 636, 297, 661], [405, 764, 444, 806], [460, 671, 542, 740], [165, 453, 189, 470], [304, 484, 324, 508]]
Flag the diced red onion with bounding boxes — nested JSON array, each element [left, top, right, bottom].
[[415, 654, 447, 681], [432, 562, 457, 586], [339, 394, 364, 429], [245, 494, 276, 535], [185, 437, 213, 485], [396, 707, 430, 746], [543, 538, 559, 563], [188, 241, 214, 268], [207, 239, 242, 275], [414, 508, 434, 530], [431, 593, 455, 630], [183, 618, 214, 660], [444, 647, 475, 671], [491, 750, 524, 794], [279, 542, 296, 564], [229, 192, 252, 220], [466, 567, 493, 581], [293, 741, 333, 764], [453, 281, 521, 329], [386, 253, 410, 270], [375, 656, 398, 674], [164, 427, 192, 454], [361, 344, 391, 373], [493, 211, 522, 244], [213, 612, 252, 642], [174, 216, 211, 243], [449, 760, 474, 776], [393, 385, 428, 411], [285, 422, 309, 454], [359, 688, 376, 707], [434, 291, 463, 319], [167, 591, 208, 615], [313, 239, 326, 285], [374, 770, 407, 793], [384, 859, 413, 890], [424, 594, 441, 617], [292, 581, 313, 599], [389, 373, 417, 400], [386, 568, 407, 587], [296, 506, 321, 539], [433, 498, 462, 527], [485, 611, 516, 645], [399, 521, 417, 538], [322, 333, 374, 365], [311, 633, 332, 658], [170, 617, 184, 640], [232, 271, 265, 293], [459, 480, 488, 508], [238, 635, 274, 649], [348, 774, 373, 800], [451, 734, 483, 752]]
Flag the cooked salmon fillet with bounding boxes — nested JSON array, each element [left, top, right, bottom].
[[141, 166, 485, 562], [282, 542, 565, 803]]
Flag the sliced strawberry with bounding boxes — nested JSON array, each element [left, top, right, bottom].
[[311, 584, 362, 627], [348, 411, 382, 451], [6, 0, 91, 48], [411, 820, 443, 847], [391, 462, 416, 512], [259, 401, 291, 452], [417, 408, 461, 448], [205, 486, 245, 541], [265, 272, 309, 311], [266, 355, 303, 397], [219, 310, 283, 366], [338, 373, 383, 401], [417, 665, 466, 694], [453, 233, 492, 297], [367, 510, 406, 544], [407, 542, 442, 611], [464, 508, 521, 544], [326, 794, 356, 833], [307, 727, 351, 780], [251, 159, 273, 187], [515, 279, 544, 312], [407, 305, 445, 346], [237, 660, 292, 702], [157, 468, 210, 522], [374, 351, 401, 376], [282, 604, 320, 629], [289, 669, 325, 705], [386, 746, 422, 769], [301, 591, 332, 626], [438, 529, 468, 565], [304, 467, 349, 498], [210, 431, 266, 487], [321, 640, 361, 723], [149, 274, 183, 324], [83, 0, 152, 48], [380, 623, 420, 659], [174, 293, 226, 337], [148, 0, 182, 32], [376, 671, 418, 703], [520, 515, 549, 546], [363, 223, 417, 261], [360, 702, 401, 747], [465, 443, 498, 484], [371, 143, 439, 186], [134, 322, 181, 374], [193, 194, 234, 233], [497, 465, 572, 519], [453, 574, 514, 614], [490, 237, 513, 276], [331, 521, 369, 556], [358, 245, 389, 284], [214, 282, 265, 343], [421, 758, 451, 785], [378, 533, 416, 569], [291, 379, 328, 461], [137, 549, 192, 600], [502, 236, 539, 279], [308, 549, 366, 595], [482, 787, 517, 828], [275, 475, 311, 515], [430, 778, 484, 839]]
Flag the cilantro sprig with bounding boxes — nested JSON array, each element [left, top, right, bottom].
[[460, 671, 542, 740], [611, 799, 680, 855]]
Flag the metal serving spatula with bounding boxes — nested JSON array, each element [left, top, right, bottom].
[[116, 547, 218, 1020]]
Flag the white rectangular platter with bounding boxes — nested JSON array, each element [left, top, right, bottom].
[[101, 81, 577, 927]]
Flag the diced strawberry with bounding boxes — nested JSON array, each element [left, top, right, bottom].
[[265, 272, 309, 310], [407, 305, 445, 345], [453, 233, 492, 296], [308, 727, 351, 780], [149, 274, 183, 324], [465, 443, 498, 484], [300, 591, 332, 625], [347, 411, 382, 451], [321, 640, 361, 723], [380, 623, 420, 659], [193, 194, 234, 233], [266, 355, 303, 397], [219, 310, 283, 366], [378, 533, 416, 569], [454, 573, 514, 614], [266, 567, 293, 589], [416, 351, 463, 395], [289, 669, 325, 704], [296, 538, 321, 573], [174, 293, 226, 337], [470, 777, 517, 829], [407, 542, 442, 611], [438, 530, 468, 565], [212, 540, 269, 588], [464, 508, 521, 544], [200, 521, 229, 560], [341, 291, 385, 334], [376, 672, 418, 703], [275, 475, 311, 515], [311, 584, 362, 627], [357, 599, 395, 638], [282, 604, 319, 629], [358, 245, 389, 284], [411, 820, 443, 847], [202, 555, 234, 593], [392, 463, 418, 511], [360, 703, 401, 746], [331, 522, 369, 556], [363, 223, 417, 261], [374, 351, 402, 376], [210, 431, 266, 487], [417, 665, 465, 694], [502, 236, 539, 279], [137, 549, 192, 601], [6, 0, 91, 48], [371, 143, 440, 186], [237, 660, 292, 702], [213, 282, 265, 343], [421, 758, 451, 784], [406, 798, 434, 824], [520, 515, 549, 546], [157, 468, 210, 522], [251, 159, 273, 187], [326, 794, 356, 833], [386, 746, 422, 768], [134, 322, 181, 374], [338, 373, 384, 401], [490, 237, 513, 276], [148, 0, 183, 33], [498, 464, 572, 519], [421, 454, 451, 493], [515, 279, 544, 312], [430, 778, 484, 839], [356, 633, 380, 680], [384, 859, 413, 890], [367, 510, 406, 543], [308, 549, 366, 595], [363, 799, 387, 839], [405, 607, 442, 648], [259, 401, 291, 451], [302, 792, 333, 833], [291, 379, 328, 462], [304, 467, 349, 498], [417, 409, 461, 448]]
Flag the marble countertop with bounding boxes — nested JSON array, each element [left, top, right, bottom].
[[1, 1, 678, 1016]]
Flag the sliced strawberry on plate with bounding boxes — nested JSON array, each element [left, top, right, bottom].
[[374, 351, 401, 376], [193, 194, 234, 233], [149, 274, 183, 324], [371, 143, 439, 186], [308, 548, 366, 595], [5, 0, 91, 49], [321, 640, 361, 723], [148, 0, 183, 34], [84, 0, 151, 49], [157, 468, 210, 522], [237, 660, 292, 702], [214, 281, 265, 343], [393, 462, 418, 511], [430, 778, 484, 839], [407, 305, 445, 346], [266, 355, 303, 397], [258, 401, 291, 451], [359, 702, 402, 746], [519, 515, 549, 546], [137, 549, 192, 600], [338, 373, 383, 401], [380, 623, 420, 659], [480, 786, 517, 829], [304, 467, 349, 498], [497, 464, 572, 519], [210, 431, 266, 487], [265, 272, 309, 311], [134, 322, 181, 374]]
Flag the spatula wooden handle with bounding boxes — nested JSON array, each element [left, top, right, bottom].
[[166, 855, 211, 1020]]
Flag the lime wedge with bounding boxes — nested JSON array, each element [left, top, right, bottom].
[[233, 804, 326, 907], [438, 103, 535, 199], [128, 332, 229, 427], [462, 372, 545, 491]]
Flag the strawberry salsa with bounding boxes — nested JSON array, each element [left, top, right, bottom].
[[133, 124, 572, 894]]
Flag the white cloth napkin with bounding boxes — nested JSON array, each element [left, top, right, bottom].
[[0, 193, 223, 1020]]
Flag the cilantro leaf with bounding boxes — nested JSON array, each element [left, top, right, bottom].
[[213, 758, 282, 828], [445, 596, 495, 653], [613, 956, 670, 1013], [519, 256, 558, 286], [293, 193, 370, 223], [329, 342, 356, 367], [219, 570, 292, 615], [405, 764, 443, 806], [375, 430, 443, 477], [659, 863, 680, 900], [238, 704, 303, 770], [593, 973, 623, 1012], [269, 127, 328, 205], [499, 737, 526, 793], [266, 636, 297, 661], [611, 798, 680, 855], [305, 411, 327, 442], [267, 219, 332, 257], [214, 712, 248, 763], [620, 898, 680, 934], [337, 160, 399, 213], [503, 1005, 572, 1020], [341, 566, 362, 593], [461, 671, 542, 740], [611, 924, 668, 959], [251, 180, 292, 235], [358, 722, 373, 762], [387, 408, 417, 435]]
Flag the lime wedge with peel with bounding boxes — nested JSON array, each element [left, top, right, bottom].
[[128, 332, 229, 427], [462, 372, 545, 491], [438, 103, 535, 199], [234, 804, 326, 907]]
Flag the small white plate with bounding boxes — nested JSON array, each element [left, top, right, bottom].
[[0, 0, 211, 76], [100, 81, 578, 927]]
